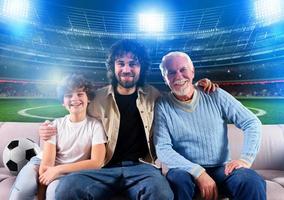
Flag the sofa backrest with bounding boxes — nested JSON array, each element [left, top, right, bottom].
[[228, 124, 284, 170], [0, 122, 41, 168]]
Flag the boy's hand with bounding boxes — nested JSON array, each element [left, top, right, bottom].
[[39, 120, 57, 141], [39, 166, 60, 185], [224, 159, 251, 176], [39, 165, 48, 176], [197, 78, 219, 93]]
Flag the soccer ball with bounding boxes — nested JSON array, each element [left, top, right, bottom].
[[2, 138, 40, 175]]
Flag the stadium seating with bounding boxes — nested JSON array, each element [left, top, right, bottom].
[[1, 122, 284, 199]]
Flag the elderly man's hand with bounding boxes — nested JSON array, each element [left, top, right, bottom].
[[39, 120, 57, 141], [197, 78, 219, 93], [196, 171, 218, 200], [224, 159, 251, 176]]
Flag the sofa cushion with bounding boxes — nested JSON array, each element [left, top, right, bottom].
[[0, 176, 16, 200], [272, 177, 284, 188], [266, 180, 284, 200], [256, 169, 284, 187], [256, 170, 284, 180], [0, 167, 11, 182]]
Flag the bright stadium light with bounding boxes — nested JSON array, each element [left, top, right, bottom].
[[2, 0, 30, 20], [255, 0, 283, 24], [139, 13, 164, 32]]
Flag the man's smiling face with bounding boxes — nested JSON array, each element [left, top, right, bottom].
[[114, 52, 141, 89]]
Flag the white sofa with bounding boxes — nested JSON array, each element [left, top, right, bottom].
[[1, 122, 284, 200]]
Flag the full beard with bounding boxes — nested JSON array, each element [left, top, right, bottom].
[[172, 87, 191, 97], [116, 74, 138, 89], [118, 80, 136, 88], [171, 82, 192, 97]]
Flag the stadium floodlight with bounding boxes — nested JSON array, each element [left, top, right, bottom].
[[139, 13, 164, 32], [2, 0, 29, 20], [255, 0, 283, 24]]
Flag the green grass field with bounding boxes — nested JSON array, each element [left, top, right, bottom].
[[0, 98, 283, 124], [0, 98, 68, 122], [239, 98, 284, 124]]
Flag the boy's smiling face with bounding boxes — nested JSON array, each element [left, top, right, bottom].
[[63, 88, 89, 116]]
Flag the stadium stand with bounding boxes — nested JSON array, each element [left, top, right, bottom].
[[0, 1, 283, 98]]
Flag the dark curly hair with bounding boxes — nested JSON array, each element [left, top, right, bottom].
[[57, 74, 95, 103], [106, 39, 150, 87]]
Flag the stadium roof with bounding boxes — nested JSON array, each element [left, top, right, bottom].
[[49, 0, 243, 12]]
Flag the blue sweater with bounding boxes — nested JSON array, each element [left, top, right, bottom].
[[153, 87, 262, 178]]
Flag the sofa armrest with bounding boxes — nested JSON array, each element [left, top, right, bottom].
[[228, 124, 284, 170]]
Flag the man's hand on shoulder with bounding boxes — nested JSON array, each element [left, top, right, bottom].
[[197, 78, 219, 93], [196, 171, 218, 200], [224, 159, 251, 176], [39, 120, 57, 141]]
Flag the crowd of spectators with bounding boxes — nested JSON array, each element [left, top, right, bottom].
[[220, 82, 284, 97], [0, 78, 283, 99], [194, 61, 284, 82], [153, 81, 284, 98], [0, 82, 56, 98], [0, 81, 106, 98]]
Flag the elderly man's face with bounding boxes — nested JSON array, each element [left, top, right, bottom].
[[164, 55, 195, 98]]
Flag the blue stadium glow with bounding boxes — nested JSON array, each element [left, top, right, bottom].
[[139, 13, 164, 32], [255, 0, 283, 24], [2, 0, 29, 20]]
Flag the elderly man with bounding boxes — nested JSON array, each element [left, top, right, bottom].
[[154, 51, 266, 200]]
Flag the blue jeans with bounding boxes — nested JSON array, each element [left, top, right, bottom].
[[9, 156, 41, 200], [166, 166, 266, 200], [9, 156, 60, 200], [56, 161, 174, 200]]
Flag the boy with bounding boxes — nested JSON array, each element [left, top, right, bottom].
[[9, 74, 107, 200]]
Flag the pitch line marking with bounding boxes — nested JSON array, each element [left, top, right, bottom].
[[18, 105, 266, 119], [18, 105, 58, 120], [246, 107, 266, 117]]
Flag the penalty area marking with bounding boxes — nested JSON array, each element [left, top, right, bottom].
[[246, 107, 266, 117], [18, 105, 58, 120]]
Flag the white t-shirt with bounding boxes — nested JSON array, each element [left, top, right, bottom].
[[46, 115, 107, 165]]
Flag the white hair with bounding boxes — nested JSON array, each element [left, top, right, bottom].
[[159, 51, 193, 77]]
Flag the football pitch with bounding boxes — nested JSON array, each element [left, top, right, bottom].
[[0, 98, 283, 124]]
